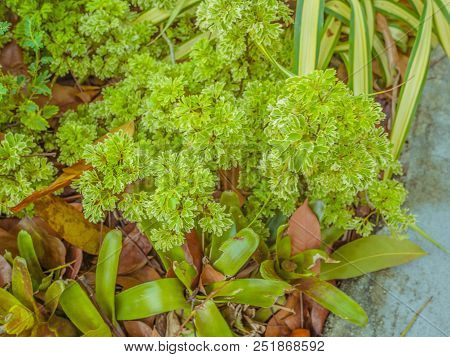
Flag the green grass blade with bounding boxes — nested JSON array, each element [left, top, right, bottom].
[[318, 15, 342, 69], [389, 24, 410, 52], [408, 0, 424, 14], [432, 0, 450, 57], [255, 41, 295, 77], [348, 0, 373, 94], [389, 0, 433, 161], [133, 0, 201, 25], [17, 230, 45, 290], [293, 0, 325, 75], [95, 229, 122, 326]]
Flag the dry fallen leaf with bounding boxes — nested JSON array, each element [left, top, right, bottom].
[[183, 230, 202, 287], [123, 321, 153, 337], [265, 291, 303, 337], [0, 227, 18, 255], [0, 41, 26, 75], [287, 199, 321, 255], [290, 328, 310, 337], [118, 227, 152, 275], [198, 263, 225, 293], [64, 245, 83, 280], [33, 195, 107, 254], [117, 265, 161, 290]]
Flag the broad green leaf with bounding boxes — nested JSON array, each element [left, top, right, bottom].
[[59, 280, 111, 336], [194, 300, 233, 337], [432, 0, 450, 57], [95, 230, 122, 326], [275, 224, 290, 263], [291, 249, 329, 271], [318, 16, 342, 69], [213, 228, 260, 276], [260, 260, 284, 281], [293, 0, 325, 75], [320, 235, 427, 280], [17, 230, 44, 290], [321, 226, 345, 248], [0, 287, 23, 316], [115, 278, 188, 320], [171, 32, 212, 61], [348, 0, 372, 94], [44, 280, 65, 316], [173, 260, 197, 292], [297, 277, 368, 326], [389, 0, 433, 161], [12, 257, 36, 312], [210, 224, 237, 262], [207, 279, 290, 308]]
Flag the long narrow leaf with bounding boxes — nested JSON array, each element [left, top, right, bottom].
[[59, 280, 111, 336], [17, 230, 44, 290], [373, 34, 394, 87], [133, 0, 201, 25], [318, 16, 342, 69], [256, 42, 294, 77], [389, 0, 433, 161], [320, 235, 426, 280], [293, 0, 325, 75], [115, 278, 188, 320], [362, 0, 376, 49], [297, 277, 368, 326], [95, 230, 122, 326], [325, 0, 351, 22], [194, 300, 233, 337], [432, 0, 450, 57], [348, 0, 372, 94]]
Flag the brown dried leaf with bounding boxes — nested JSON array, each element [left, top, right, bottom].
[[183, 230, 202, 287], [0, 254, 12, 287], [0, 227, 18, 255], [198, 263, 225, 293], [0, 41, 26, 75], [265, 291, 303, 337], [11, 121, 135, 214], [290, 328, 310, 337], [64, 245, 83, 279], [33, 195, 106, 254], [116, 265, 161, 290], [118, 227, 152, 275], [286, 199, 321, 255], [123, 321, 153, 337]]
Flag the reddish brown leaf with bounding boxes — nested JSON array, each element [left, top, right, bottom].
[[183, 230, 202, 287], [198, 263, 225, 293], [0, 41, 26, 75], [0, 254, 12, 287], [286, 199, 321, 255], [11, 121, 135, 214], [117, 265, 161, 290], [64, 245, 83, 280], [118, 227, 152, 275], [309, 300, 330, 336], [265, 291, 303, 337], [123, 321, 153, 337], [33, 195, 107, 254], [0, 227, 18, 255]]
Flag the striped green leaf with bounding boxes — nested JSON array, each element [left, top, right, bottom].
[[325, 0, 351, 22], [348, 0, 373, 94], [432, 0, 450, 57], [293, 0, 325, 75], [362, 0, 375, 49], [373, 34, 394, 87], [390, 0, 433, 161], [318, 15, 342, 69]]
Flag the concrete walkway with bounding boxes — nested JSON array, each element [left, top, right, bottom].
[[324, 48, 450, 337]]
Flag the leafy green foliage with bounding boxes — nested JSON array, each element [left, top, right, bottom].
[[0, 133, 55, 215]]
